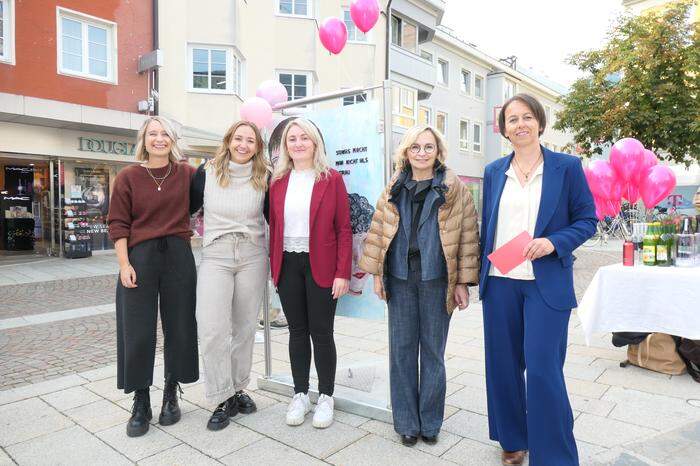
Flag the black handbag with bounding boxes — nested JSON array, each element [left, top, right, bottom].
[[611, 332, 650, 347]]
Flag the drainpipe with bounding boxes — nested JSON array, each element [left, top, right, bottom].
[[384, 0, 393, 80], [152, 0, 159, 115]]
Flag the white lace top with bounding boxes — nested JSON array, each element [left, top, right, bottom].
[[283, 168, 315, 252]]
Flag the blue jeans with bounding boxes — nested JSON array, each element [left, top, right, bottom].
[[387, 266, 450, 437]]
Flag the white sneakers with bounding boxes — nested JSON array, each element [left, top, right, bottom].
[[285, 392, 334, 428], [285, 392, 311, 426], [312, 394, 334, 429]]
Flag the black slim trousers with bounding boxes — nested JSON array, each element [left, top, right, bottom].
[[116, 236, 199, 393], [277, 251, 338, 396]]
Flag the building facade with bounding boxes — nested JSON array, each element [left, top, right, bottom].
[[0, 0, 153, 257], [415, 26, 573, 212], [156, 0, 389, 158]]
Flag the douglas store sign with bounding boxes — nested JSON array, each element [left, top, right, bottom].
[[78, 137, 136, 157]]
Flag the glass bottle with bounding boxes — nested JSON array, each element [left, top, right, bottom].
[[675, 217, 695, 267], [656, 222, 671, 267], [642, 222, 657, 266]]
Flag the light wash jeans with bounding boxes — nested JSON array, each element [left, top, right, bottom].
[[196, 233, 268, 404]]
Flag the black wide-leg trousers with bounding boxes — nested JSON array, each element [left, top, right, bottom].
[[116, 236, 199, 393]]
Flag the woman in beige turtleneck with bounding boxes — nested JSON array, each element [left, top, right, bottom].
[[190, 120, 271, 431]]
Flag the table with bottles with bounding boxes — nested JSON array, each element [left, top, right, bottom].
[[577, 216, 700, 345]]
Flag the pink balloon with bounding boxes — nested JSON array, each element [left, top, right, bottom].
[[256, 80, 288, 108], [604, 198, 621, 217], [640, 165, 676, 209], [240, 97, 272, 129], [319, 17, 348, 54], [593, 196, 606, 220], [610, 138, 645, 183], [623, 182, 640, 204], [586, 160, 621, 200], [350, 0, 380, 33]]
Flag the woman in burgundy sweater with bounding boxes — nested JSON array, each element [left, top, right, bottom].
[[108, 116, 198, 438]]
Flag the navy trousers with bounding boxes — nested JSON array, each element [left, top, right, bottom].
[[387, 265, 450, 437], [482, 277, 578, 466]]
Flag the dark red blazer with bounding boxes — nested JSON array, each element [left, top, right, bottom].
[[269, 168, 352, 288]]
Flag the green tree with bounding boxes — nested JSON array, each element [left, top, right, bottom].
[[555, 0, 699, 166]]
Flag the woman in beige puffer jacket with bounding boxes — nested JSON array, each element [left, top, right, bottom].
[[358, 124, 479, 446]]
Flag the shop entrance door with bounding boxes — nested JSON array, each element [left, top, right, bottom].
[[0, 156, 52, 259]]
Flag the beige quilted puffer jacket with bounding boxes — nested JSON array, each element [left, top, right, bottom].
[[358, 168, 480, 314]]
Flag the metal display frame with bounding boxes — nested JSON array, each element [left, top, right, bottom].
[[256, 80, 394, 423]]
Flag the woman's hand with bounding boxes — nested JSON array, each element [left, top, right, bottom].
[[332, 278, 350, 299], [120, 264, 138, 288], [524, 238, 555, 261], [454, 284, 469, 310], [373, 275, 386, 301]]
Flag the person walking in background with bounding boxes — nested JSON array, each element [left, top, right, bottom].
[[108, 116, 199, 438], [268, 118, 352, 429], [359, 124, 480, 447], [190, 120, 270, 431], [480, 94, 597, 465]]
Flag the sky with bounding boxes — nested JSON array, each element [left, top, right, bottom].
[[441, 0, 626, 87]]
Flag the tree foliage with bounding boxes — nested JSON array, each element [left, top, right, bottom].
[[554, 0, 699, 166]]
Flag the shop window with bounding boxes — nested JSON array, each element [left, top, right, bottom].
[[57, 8, 116, 83], [189, 44, 243, 95]]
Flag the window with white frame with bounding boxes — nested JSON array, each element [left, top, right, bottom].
[[58, 9, 116, 82], [278, 0, 310, 17], [391, 15, 417, 53], [473, 122, 482, 153], [504, 80, 516, 100], [420, 50, 433, 62], [392, 85, 417, 128], [459, 120, 470, 151], [418, 106, 431, 125], [343, 9, 366, 42], [437, 59, 449, 86], [189, 45, 243, 94], [545, 105, 553, 125], [0, 0, 14, 64], [279, 72, 311, 101], [343, 92, 367, 106], [460, 69, 471, 95], [436, 111, 447, 137], [474, 75, 484, 99]]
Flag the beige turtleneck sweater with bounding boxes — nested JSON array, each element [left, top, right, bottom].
[[203, 160, 266, 247]]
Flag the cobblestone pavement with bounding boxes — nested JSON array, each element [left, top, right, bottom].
[[0, 247, 620, 393], [0, 275, 117, 319]]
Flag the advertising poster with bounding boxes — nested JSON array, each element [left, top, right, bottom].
[[269, 102, 385, 320]]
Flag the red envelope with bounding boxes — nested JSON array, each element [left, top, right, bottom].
[[487, 231, 533, 275]]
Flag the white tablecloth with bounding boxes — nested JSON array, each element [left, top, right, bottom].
[[577, 263, 700, 345]]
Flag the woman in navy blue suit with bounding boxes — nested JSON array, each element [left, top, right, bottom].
[[480, 94, 597, 466]]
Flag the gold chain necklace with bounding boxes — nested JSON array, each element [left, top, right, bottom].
[[512, 152, 542, 181], [144, 163, 172, 191]]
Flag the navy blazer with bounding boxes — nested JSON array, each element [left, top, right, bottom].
[[479, 147, 597, 311]]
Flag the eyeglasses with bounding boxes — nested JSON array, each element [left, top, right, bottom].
[[408, 143, 437, 155]]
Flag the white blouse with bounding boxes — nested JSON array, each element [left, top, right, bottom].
[[489, 161, 544, 280], [283, 168, 315, 252]]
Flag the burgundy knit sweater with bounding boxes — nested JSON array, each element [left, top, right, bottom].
[[108, 162, 195, 247]]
